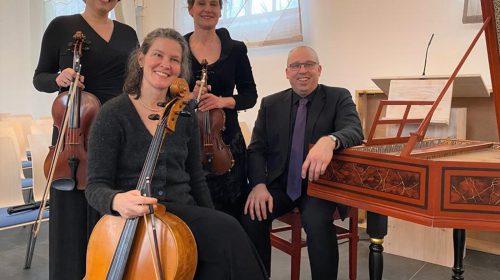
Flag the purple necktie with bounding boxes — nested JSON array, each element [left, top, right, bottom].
[[287, 98, 308, 201]]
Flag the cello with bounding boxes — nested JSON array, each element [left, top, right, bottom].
[[85, 78, 197, 280], [196, 59, 234, 175], [24, 31, 100, 269]]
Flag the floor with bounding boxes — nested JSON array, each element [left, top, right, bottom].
[[1, 223, 499, 280]]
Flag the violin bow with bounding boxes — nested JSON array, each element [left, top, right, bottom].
[[25, 32, 86, 269]]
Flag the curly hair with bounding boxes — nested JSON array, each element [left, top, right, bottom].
[[123, 28, 191, 98]]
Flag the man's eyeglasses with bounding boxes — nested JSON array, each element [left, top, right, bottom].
[[287, 61, 318, 71]]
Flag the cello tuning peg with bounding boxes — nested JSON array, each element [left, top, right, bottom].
[[148, 114, 160, 120], [157, 102, 167, 107]]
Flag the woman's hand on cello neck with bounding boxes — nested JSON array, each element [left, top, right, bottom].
[[112, 189, 158, 219], [56, 67, 85, 89]]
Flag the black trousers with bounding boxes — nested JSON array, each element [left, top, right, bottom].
[[49, 188, 100, 280], [48, 130, 101, 280], [239, 189, 339, 280], [206, 132, 248, 219], [166, 203, 268, 280]]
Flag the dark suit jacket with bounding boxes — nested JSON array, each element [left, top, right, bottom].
[[247, 84, 363, 189]]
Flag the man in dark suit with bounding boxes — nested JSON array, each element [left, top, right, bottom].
[[240, 46, 363, 280]]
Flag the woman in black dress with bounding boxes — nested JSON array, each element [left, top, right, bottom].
[[185, 0, 258, 218], [85, 27, 267, 280], [32, 0, 138, 278]]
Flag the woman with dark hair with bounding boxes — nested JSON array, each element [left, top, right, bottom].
[[85, 28, 267, 280], [185, 0, 258, 218], [32, 0, 138, 279]]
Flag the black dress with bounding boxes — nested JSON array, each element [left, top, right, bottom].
[[185, 28, 258, 218], [32, 14, 138, 280]]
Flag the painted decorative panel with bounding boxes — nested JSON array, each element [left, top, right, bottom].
[[450, 176, 500, 206], [324, 160, 421, 199]]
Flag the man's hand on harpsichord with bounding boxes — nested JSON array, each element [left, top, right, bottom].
[[301, 136, 336, 182]]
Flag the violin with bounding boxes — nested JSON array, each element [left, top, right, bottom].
[[24, 31, 100, 269], [44, 31, 101, 191], [85, 78, 197, 280], [196, 59, 234, 175]]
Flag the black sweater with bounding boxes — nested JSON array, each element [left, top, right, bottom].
[[85, 94, 214, 215], [33, 14, 138, 103]]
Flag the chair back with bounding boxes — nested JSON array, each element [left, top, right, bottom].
[[0, 122, 23, 162], [28, 134, 51, 202], [2, 115, 33, 160], [31, 118, 53, 136], [0, 136, 25, 207], [239, 121, 252, 146], [0, 113, 11, 120]]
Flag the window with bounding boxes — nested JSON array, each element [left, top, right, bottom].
[[462, 0, 482, 24], [174, 0, 302, 47]]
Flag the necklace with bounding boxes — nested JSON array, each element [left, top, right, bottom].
[[138, 97, 163, 112]]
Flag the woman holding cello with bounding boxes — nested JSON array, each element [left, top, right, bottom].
[[33, 0, 138, 279], [85, 28, 267, 279], [185, 0, 258, 219]]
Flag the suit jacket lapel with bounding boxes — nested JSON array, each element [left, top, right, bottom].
[[278, 90, 292, 161], [305, 86, 326, 147]]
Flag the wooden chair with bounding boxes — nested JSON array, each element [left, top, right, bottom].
[[0, 136, 48, 231], [27, 133, 51, 202], [270, 207, 359, 280], [31, 117, 53, 135], [0, 122, 25, 162], [239, 121, 252, 146], [0, 113, 11, 120], [0, 120, 32, 167], [2, 114, 33, 161], [0, 123, 33, 191]]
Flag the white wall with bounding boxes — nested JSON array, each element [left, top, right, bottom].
[[326, 0, 488, 90], [142, 0, 490, 129], [239, 0, 489, 129], [141, 0, 174, 37], [0, 0, 491, 125], [1, 0, 55, 118]]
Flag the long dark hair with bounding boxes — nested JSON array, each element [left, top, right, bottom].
[[123, 28, 191, 98]]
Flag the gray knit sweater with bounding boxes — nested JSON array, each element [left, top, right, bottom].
[[85, 93, 214, 215]]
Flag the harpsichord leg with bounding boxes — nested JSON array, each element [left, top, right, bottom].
[[367, 212, 388, 280], [452, 229, 466, 280]]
